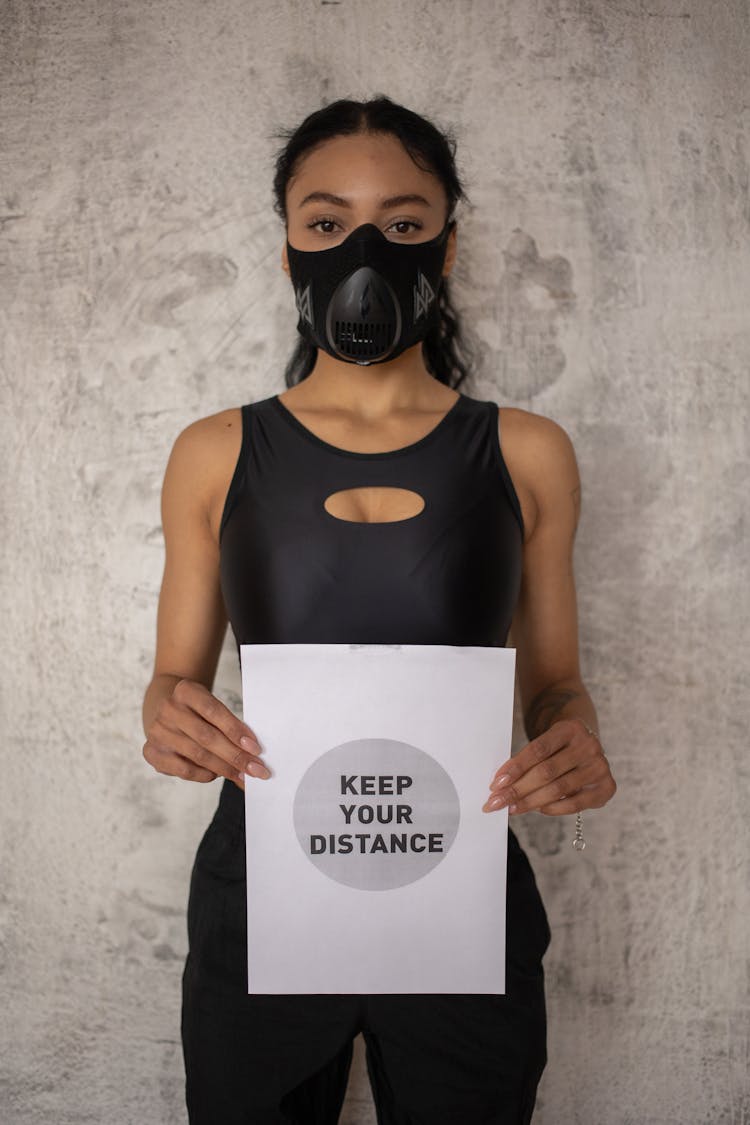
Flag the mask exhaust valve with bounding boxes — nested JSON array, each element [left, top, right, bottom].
[[325, 267, 402, 363]]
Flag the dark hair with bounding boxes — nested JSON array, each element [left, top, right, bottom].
[[272, 95, 475, 389]]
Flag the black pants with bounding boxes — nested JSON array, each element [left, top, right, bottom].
[[181, 782, 551, 1125]]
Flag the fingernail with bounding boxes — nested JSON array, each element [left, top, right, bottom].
[[240, 735, 261, 752], [246, 761, 270, 779], [491, 774, 511, 790], [485, 794, 509, 811], [508, 804, 518, 814]]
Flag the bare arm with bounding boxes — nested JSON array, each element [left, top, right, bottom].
[[141, 413, 270, 787], [483, 412, 616, 816]]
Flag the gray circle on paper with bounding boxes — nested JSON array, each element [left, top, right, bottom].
[[292, 738, 460, 891]]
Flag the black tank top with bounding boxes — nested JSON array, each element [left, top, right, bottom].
[[219, 391, 524, 649], [214, 395, 548, 955]]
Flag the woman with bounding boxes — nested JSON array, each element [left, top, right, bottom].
[[142, 96, 616, 1125]]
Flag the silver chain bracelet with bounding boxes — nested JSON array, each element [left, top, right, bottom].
[[572, 719, 599, 851]]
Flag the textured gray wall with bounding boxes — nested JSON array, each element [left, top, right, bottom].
[[2, 1, 748, 1122]]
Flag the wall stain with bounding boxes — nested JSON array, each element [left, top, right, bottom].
[[524, 814, 566, 857], [490, 228, 575, 399], [138, 251, 238, 327], [0, 212, 25, 228], [153, 943, 181, 962]]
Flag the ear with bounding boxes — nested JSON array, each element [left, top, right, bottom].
[[442, 223, 457, 278], [281, 241, 290, 277]]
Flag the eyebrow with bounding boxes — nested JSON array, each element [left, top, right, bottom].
[[297, 191, 433, 210]]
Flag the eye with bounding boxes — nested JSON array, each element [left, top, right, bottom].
[[386, 219, 423, 237], [306, 217, 341, 234]]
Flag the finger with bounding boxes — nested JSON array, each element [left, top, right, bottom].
[[489, 737, 608, 807], [484, 751, 608, 814], [487, 723, 576, 794], [143, 739, 218, 783], [148, 719, 270, 782], [145, 728, 225, 780], [492, 722, 574, 782], [539, 775, 617, 816], [487, 742, 583, 808], [489, 718, 602, 794], [165, 706, 271, 779], [505, 760, 608, 815], [172, 679, 263, 754]]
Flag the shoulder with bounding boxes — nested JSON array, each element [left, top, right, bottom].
[[167, 405, 244, 474], [496, 406, 580, 541], [168, 406, 244, 463], [162, 407, 244, 539], [497, 406, 578, 480]]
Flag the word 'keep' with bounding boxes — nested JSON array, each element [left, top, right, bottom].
[[340, 774, 413, 796]]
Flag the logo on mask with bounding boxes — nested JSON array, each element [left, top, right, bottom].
[[295, 282, 313, 326], [413, 271, 436, 321]]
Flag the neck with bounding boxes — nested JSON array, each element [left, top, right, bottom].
[[297, 344, 446, 417]]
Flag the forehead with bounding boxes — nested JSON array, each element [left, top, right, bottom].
[[286, 132, 446, 207]]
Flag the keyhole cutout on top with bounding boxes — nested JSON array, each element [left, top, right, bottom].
[[323, 486, 426, 524]]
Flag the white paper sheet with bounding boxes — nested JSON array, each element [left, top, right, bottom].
[[240, 642, 514, 995]]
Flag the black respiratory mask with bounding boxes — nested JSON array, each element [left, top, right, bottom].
[[285, 220, 455, 365]]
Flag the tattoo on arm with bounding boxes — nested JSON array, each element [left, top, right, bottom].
[[524, 686, 583, 740]]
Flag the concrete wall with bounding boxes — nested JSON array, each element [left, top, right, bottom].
[[2, 1, 748, 1121]]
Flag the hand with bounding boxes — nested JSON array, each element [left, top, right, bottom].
[[143, 678, 270, 790], [482, 717, 616, 816]]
